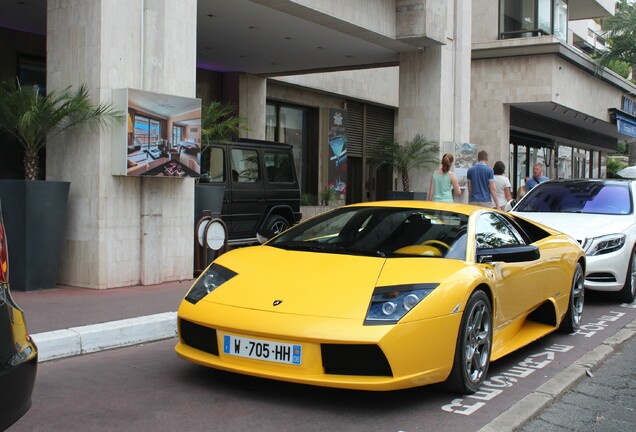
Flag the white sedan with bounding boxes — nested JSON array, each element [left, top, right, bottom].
[[512, 179, 636, 303]]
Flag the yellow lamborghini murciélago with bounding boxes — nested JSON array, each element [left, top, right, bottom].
[[176, 201, 585, 393]]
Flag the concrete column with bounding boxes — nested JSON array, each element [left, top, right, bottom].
[[239, 74, 267, 140], [225, 72, 267, 140], [47, 0, 197, 288], [396, 0, 471, 195]]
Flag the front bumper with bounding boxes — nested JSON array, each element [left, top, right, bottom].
[[175, 301, 461, 391], [584, 250, 630, 292]]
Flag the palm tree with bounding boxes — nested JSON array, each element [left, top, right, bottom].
[[200, 100, 248, 144], [0, 79, 124, 180], [368, 133, 440, 192], [595, 0, 636, 73]]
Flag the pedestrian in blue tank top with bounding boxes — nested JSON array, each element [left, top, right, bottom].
[[467, 150, 499, 208]]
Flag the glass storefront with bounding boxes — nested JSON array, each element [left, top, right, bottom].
[[266, 101, 317, 197], [511, 141, 604, 189]]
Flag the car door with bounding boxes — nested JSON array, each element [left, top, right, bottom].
[[475, 212, 545, 325], [229, 146, 266, 237]]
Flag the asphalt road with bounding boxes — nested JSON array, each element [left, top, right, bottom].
[[9, 294, 636, 432]]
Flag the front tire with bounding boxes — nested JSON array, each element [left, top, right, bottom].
[[559, 263, 584, 333], [445, 289, 492, 394], [616, 248, 636, 303]]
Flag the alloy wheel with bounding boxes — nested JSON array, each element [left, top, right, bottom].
[[462, 299, 491, 385]]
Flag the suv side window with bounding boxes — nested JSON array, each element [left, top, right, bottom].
[[208, 147, 225, 183], [231, 148, 260, 183], [264, 151, 294, 183]]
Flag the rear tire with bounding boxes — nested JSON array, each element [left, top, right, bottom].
[[445, 289, 492, 394], [559, 263, 584, 333], [616, 248, 636, 303]]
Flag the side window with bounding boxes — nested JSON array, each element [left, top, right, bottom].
[[475, 213, 524, 249], [264, 151, 294, 183], [231, 149, 260, 183], [208, 147, 225, 183]]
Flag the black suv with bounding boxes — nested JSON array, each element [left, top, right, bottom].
[[195, 139, 301, 245]]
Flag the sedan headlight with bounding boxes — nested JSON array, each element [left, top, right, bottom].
[[582, 234, 626, 256], [185, 263, 237, 304], [365, 283, 438, 325]]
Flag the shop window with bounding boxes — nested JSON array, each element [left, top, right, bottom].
[[557, 145, 572, 179], [265, 101, 317, 196]]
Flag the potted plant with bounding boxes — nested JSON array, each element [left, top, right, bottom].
[[368, 133, 439, 199], [0, 79, 123, 290]]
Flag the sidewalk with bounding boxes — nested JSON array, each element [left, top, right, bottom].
[[12, 280, 192, 361]]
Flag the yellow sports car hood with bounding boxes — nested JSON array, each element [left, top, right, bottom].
[[198, 246, 465, 319], [199, 246, 384, 319]]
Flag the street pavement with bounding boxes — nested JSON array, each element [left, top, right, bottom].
[[11, 281, 636, 431]]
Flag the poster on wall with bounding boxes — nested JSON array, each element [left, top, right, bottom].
[[328, 108, 347, 194], [454, 142, 477, 189], [112, 88, 202, 178]]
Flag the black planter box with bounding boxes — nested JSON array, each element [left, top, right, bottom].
[[0, 180, 70, 291]]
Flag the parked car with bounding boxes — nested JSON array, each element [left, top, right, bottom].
[[512, 179, 636, 303], [0, 199, 38, 430], [176, 201, 584, 393], [196, 139, 301, 246]]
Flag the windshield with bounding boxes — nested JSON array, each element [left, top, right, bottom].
[[269, 206, 469, 259], [515, 181, 633, 215]]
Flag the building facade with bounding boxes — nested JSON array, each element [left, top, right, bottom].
[[0, 0, 634, 289]]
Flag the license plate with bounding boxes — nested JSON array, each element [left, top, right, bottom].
[[222, 334, 302, 365]]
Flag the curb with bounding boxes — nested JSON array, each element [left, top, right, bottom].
[[479, 318, 636, 432], [31, 312, 178, 362]]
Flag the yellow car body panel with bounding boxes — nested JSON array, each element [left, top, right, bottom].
[[177, 202, 585, 391]]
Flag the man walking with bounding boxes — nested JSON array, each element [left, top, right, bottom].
[[467, 150, 499, 208], [524, 162, 549, 192]]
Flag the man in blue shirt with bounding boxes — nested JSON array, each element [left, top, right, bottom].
[[467, 150, 499, 208], [525, 162, 549, 192]]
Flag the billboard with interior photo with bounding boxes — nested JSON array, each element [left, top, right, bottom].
[[112, 88, 202, 178]]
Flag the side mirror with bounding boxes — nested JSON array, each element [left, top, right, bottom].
[[477, 244, 540, 263], [504, 199, 517, 212]]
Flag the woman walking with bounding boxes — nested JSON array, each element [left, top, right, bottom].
[[493, 160, 512, 210], [429, 153, 460, 202]]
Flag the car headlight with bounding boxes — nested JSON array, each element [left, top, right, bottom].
[[365, 283, 438, 325], [185, 263, 237, 304], [582, 234, 626, 256]]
